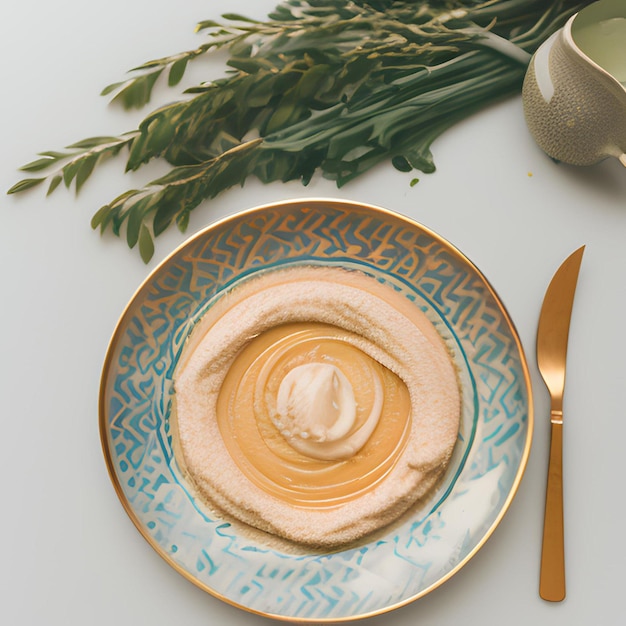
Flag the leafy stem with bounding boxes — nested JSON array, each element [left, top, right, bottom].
[[8, 134, 136, 196], [90, 138, 263, 262]]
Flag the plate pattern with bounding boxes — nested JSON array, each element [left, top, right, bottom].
[[101, 200, 532, 621]]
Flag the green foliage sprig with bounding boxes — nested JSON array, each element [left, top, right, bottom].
[[8, 0, 589, 262]]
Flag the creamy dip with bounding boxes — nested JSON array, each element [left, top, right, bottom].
[[172, 266, 460, 548]]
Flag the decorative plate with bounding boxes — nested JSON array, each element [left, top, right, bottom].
[[99, 198, 533, 622]]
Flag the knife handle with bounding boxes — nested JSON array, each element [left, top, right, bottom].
[[539, 420, 565, 601]]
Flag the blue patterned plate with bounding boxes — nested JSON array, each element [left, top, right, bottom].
[[99, 199, 532, 622]]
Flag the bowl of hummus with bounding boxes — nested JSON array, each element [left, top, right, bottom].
[[99, 198, 532, 622]]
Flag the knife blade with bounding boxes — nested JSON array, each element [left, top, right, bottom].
[[536, 244, 585, 602]]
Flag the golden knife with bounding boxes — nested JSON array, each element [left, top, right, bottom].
[[536, 245, 585, 602]]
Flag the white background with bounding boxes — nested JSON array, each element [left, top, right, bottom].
[[1, 1, 624, 624]]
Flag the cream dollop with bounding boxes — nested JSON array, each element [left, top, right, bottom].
[[273, 362, 383, 461]]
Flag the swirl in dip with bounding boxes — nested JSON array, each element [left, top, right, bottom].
[[172, 266, 460, 548]]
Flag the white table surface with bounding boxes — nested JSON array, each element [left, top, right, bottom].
[[1, 1, 624, 624]]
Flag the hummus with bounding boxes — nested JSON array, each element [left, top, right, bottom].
[[172, 266, 460, 548]]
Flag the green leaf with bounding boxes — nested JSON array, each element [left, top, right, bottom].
[[76, 155, 98, 192], [47, 174, 63, 196], [297, 65, 332, 99], [7, 177, 45, 194], [62, 160, 82, 189], [221, 13, 261, 23], [227, 57, 265, 75], [168, 58, 188, 87], [130, 59, 167, 72], [90, 205, 110, 230], [153, 199, 181, 237], [110, 70, 163, 110], [403, 145, 437, 174], [340, 55, 375, 86], [94, 190, 138, 234], [19, 157, 58, 172], [176, 211, 190, 233], [391, 155, 412, 172], [195, 19, 222, 31], [125, 132, 150, 172], [138, 223, 155, 263], [66, 136, 120, 150], [100, 81, 125, 97], [246, 75, 274, 107], [39, 150, 69, 159], [126, 200, 146, 249], [108, 207, 124, 236], [126, 193, 162, 248], [265, 102, 305, 134], [107, 189, 140, 212], [142, 115, 177, 158]]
